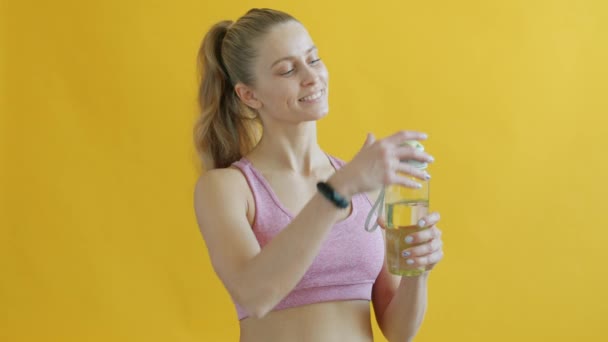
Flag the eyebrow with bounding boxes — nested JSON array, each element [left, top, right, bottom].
[[270, 45, 317, 68]]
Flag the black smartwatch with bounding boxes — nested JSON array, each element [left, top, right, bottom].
[[316, 181, 350, 209]]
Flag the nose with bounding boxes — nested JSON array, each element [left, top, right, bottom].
[[300, 63, 320, 87]]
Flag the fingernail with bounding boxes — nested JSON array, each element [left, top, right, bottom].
[[406, 259, 415, 265], [402, 250, 411, 257], [421, 133, 428, 139], [415, 183, 422, 189], [428, 155, 435, 162], [418, 219, 426, 228], [405, 236, 414, 244], [424, 173, 431, 180]]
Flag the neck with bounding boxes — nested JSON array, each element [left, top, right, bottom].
[[248, 121, 328, 176]]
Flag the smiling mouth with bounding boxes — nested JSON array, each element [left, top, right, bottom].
[[298, 89, 325, 102]]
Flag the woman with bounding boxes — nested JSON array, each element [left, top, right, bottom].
[[193, 8, 444, 342]]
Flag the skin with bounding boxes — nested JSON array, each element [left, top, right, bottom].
[[194, 20, 444, 342]]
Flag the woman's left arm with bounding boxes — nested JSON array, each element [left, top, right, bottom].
[[371, 212, 444, 342]]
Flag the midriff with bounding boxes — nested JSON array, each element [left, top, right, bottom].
[[239, 300, 375, 342]]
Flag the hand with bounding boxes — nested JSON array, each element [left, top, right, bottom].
[[329, 131, 434, 196], [397, 212, 444, 272]]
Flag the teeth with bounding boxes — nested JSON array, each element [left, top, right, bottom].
[[300, 90, 323, 102]]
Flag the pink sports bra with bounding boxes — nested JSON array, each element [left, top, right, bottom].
[[230, 154, 384, 320]]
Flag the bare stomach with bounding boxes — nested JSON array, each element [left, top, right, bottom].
[[239, 300, 374, 342]]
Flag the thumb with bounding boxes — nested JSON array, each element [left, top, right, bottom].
[[363, 132, 376, 148]]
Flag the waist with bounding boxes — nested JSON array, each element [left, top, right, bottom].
[[239, 300, 374, 342], [236, 281, 375, 320]]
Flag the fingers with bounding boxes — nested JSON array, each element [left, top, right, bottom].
[[398, 214, 444, 269], [376, 217, 387, 230], [389, 173, 426, 189], [394, 162, 431, 181], [416, 212, 441, 228], [375, 132, 433, 186], [401, 236, 443, 258], [362, 130, 433, 191], [404, 224, 442, 244], [401, 225, 444, 267], [363, 133, 376, 148], [384, 130, 428, 145], [394, 144, 434, 164], [404, 249, 444, 268]]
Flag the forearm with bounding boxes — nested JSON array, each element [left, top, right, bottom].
[[381, 272, 430, 342], [239, 175, 355, 317]]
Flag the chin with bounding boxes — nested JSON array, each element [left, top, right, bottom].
[[304, 106, 329, 121]]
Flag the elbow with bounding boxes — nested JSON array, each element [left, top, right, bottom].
[[247, 305, 272, 319], [231, 281, 277, 319], [239, 297, 273, 320]]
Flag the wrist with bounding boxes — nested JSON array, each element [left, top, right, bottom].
[[399, 270, 430, 285], [327, 172, 356, 199], [316, 181, 349, 209]]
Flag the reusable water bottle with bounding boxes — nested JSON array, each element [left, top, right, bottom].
[[365, 140, 430, 276]]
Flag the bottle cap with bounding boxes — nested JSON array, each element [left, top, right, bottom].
[[401, 140, 428, 170]]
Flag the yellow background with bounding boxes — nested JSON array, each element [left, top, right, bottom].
[[2, 0, 607, 341]]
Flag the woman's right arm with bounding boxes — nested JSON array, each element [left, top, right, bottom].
[[193, 131, 432, 319]]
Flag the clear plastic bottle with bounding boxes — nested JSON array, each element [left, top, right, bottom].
[[383, 140, 430, 276]]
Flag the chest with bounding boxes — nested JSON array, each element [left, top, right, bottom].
[[258, 171, 353, 222]]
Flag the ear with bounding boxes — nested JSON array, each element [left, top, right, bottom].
[[234, 83, 262, 110]]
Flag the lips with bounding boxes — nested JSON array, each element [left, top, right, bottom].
[[298, 89, 325, 102]]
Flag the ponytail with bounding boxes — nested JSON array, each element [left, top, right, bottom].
[[193, 21, 260, 170]]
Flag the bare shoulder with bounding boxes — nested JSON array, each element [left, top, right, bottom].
[[194, 166, 253, 207], [194, 167, 248, 195], [193, 166, 254, 231]]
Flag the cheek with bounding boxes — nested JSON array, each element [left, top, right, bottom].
[[258, 83, 284, 103], [319, 64, 329, 82], [263, 84, 294, 107]]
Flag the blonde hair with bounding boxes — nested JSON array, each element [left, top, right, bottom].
[[193, 8, 298, 170]]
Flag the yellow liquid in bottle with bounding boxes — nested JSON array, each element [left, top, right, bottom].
[[385, 200, 429, 276]]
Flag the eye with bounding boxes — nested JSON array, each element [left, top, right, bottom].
[[310, 58, 321, 65], [281, 68, 295, 76]]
